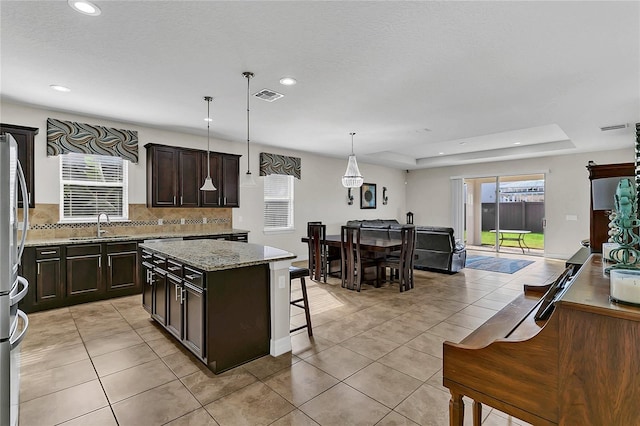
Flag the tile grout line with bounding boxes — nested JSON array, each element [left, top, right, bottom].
[[67, 302, 122, 426]]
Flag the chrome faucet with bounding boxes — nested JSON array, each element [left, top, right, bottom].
[[97, 212, 110, 238]]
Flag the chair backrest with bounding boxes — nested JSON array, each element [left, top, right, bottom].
[[340, 226, 362, 290], [307, 222, 326, 280], [398, 225, 416, 290], [401, 225, 417, 270]]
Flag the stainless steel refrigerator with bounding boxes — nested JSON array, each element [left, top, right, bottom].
[[0, 133, 30, 425]]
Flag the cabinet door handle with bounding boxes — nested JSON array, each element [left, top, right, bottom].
[[185, 274, 198, 280], [168, 266, 180, 272], [223, 197, 227, 205], [37, 263, 40, 275], [181, 287, 186, 305], [175, 283, 180, 301], [173, 196, 177, 205], [108, 256, 111, 267], [40, 251, 56, 255], [98, 257, 101, 269]]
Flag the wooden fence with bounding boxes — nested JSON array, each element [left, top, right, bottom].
[[481, 201, 544, 233]]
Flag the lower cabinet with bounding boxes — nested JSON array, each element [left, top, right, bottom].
[[66, 244, 102, 298], [141, 260, 154, 313], [20, 242, 141, 313], [142, 247, 206, 360], [183, 283, 205, 358], [106, 243, 138, 292], [166, 273, 183, 338], [152, 269, 167, 325]]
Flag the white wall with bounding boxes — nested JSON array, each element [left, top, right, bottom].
[[405, 149, 634, 259], [1, 102, 407, 259]]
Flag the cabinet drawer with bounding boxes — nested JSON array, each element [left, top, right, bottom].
[[36, 247, 61, 259], [153, 254, 167, 269], [67, 244, 101, 257], [107, 242, 137, 254], [167, 259, 183, 277], [140, 250, 153, 262], [183, 266, 203, 288]]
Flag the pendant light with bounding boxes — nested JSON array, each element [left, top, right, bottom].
[[240, 71, 257, 187], [200, 96, 217, 191], [342, 132, 364, 188]]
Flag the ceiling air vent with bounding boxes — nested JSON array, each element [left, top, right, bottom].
[[253, 89, 284, 102], [600, 123, 629, 131]]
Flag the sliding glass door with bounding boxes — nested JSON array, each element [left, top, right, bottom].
[[462, 174, 545, 255]]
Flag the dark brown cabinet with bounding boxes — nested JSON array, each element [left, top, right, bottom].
[[183, 282, 205, 358], [106, 242, 138, 292], [149, 145, 179, 207], [34, 247, 63, 308], [587, 162, 635, 252], [179, 150, 201, 207], [66, 244, 102, 298], [166, 273, 183, 338], [144, 252, 205, 360], [221, 155, 240, 207], [1, 123, 38, 208], [141, 254, 154, 313], [20, 241, 142, 313], [146, 143, 240, 208]]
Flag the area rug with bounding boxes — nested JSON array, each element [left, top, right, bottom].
[[465, 256, 534, 274]]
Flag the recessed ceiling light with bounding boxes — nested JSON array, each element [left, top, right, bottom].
[[204, 118, 213, 122], [279, 77, 297, 86], [514, 142, 521, 145], [68, 0, 101, 16], [438, 152, 445, 155], [50, 84, 71, 92]]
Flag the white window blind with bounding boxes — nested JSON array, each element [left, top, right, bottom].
[[59, 153, 128, 222], [264, 174, 294, 232]]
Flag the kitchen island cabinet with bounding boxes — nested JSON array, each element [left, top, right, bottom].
[[138, 239, 295, 373]]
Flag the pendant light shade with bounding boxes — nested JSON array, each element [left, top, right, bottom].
[[240, 71, 257, 188], [342, 132, 364, 188], [200, 96, 217, 191]]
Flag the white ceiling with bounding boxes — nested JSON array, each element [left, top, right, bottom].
[[1, 1, 638, 169]]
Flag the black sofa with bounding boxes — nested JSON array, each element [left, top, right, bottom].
[[346, 220, 466, 273], [413, 226, 466, 273]]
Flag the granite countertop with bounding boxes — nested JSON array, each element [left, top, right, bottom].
[[139, 239, 296, 272], [24, 229, 250, 247]]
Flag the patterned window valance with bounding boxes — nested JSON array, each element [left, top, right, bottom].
[[259, 152, 301, 179], [47, 118, 139, 163]]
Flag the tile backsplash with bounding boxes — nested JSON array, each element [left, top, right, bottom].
[[21, 204, 233, 240]]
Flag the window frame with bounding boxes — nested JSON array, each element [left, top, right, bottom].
[[263, 174, 295, 234], [59, 152, 129, 223]]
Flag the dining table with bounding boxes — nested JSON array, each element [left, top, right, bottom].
[[301, 234, 403, 286]]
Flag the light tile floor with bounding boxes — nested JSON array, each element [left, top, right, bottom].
[[18, 250, 565, 425]]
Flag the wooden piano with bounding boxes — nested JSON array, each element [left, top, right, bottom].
[[443, 255, 640, 425]]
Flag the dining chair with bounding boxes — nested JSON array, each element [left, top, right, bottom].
[[378, 225, 416, 292], [340, 226, 378, 291], [307, 222, 340, 282]]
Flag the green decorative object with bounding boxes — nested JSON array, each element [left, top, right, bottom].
[[607, 178, 640, 271]]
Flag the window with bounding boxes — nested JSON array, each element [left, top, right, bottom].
[[264, 174, 294, 232], [59, 153, 128, 222]]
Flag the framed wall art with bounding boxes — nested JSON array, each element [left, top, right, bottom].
[[360, 183, 376, 209]]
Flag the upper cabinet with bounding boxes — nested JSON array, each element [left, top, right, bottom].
[[1, 123, 38, 208], [145, 143, 240, 208]]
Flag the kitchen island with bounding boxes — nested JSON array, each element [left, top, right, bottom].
[[138, 239, 295, 373]]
